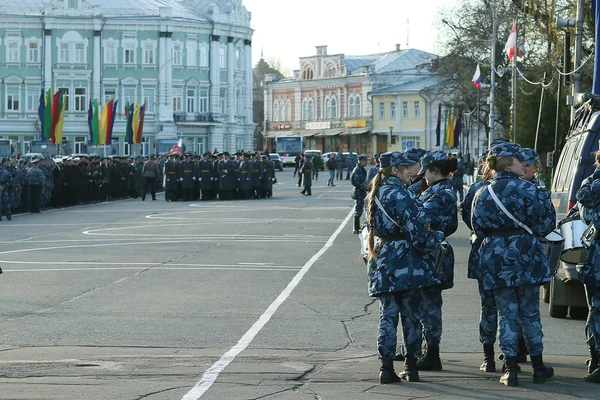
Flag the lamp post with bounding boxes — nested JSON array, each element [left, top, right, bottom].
[[389, 126, 394, 150]]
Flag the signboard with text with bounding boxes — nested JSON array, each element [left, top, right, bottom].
[[306, 121, 331, 130], [345, 120, 367, 128]]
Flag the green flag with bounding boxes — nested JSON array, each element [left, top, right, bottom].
[[44, 89, 52, 140]]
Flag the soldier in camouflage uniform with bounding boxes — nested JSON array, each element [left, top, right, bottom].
[[17, 159, 29, 212], [41, 159, 54, 208], [366, 153, 380, 188], [472, 143, 556, 387], [415, 151, 459, 371], [7, 158, 19, 214], [350, 155, 368, 233], [405, 148, 429, 196], [27, 158, 45, 213], [365, 151, 444, 384], [0, 158, 13, 221], [575, 151, 600, 383]]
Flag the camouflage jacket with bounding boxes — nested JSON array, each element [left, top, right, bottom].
[[350, 164, 367, 199], [366, 163, 379, 187], [420, 178, 458, 289], [461, 180, 490, 279], [367, 175, 444, 297], [576, 169, 600, 287], [27, 166, 45, 186], [472, 171, 556, 290]]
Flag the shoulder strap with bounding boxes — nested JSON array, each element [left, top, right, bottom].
[[374, 196, 402, 229], [487, 185, 533, 235]]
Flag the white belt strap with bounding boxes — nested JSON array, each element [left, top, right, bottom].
[[374, 196, 402, 229], [487, 185, 533, 235]]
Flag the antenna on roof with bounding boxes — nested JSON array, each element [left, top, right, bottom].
[[406, 18, 410, 47]]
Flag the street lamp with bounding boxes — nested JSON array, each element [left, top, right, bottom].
[[389, 126, 395, 146]]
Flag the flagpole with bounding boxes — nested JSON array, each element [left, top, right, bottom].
[[512, 18, 518, 142], [489, 1, 497, 148], [534, 72, 547, 151]]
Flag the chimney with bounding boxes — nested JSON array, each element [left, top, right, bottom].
[[395, 44, 401, 51]]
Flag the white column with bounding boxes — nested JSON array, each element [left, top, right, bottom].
[[244, 39, 252, 122], [165, 32, 173, 113], [93, 30, 101, 102], [209, 35, 221, 115], [227, 37, 235, 123], [44, 29, 52, 90], [344, 87, 348, 118], [319, 89, 324, 119], [158, 32, 168, 121]]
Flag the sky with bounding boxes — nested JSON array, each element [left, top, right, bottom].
[[242, 0, 457, 74]]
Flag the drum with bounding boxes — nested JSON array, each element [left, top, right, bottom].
[[541, 230, 564, 275], [559, 219, 587, 264]]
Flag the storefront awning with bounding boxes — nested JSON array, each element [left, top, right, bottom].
[[315, 128, 345, 137], [341, 128, 370, 136], [263, 131, 300, 138]]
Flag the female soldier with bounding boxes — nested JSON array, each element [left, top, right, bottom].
[[575, 150, 600, 383], [521, 148, 541, 186], [414, 151, 459, 371], [365, 151, 443, 384], [472, 143, 556, 387]]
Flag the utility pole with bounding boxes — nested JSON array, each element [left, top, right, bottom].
[[489, 1, 497, 148], [571, 0, 584, 122], [511, 19, 518, 143]]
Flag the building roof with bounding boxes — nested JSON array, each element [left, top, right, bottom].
[[0, 0, 246, 20], [344, 48, 437, 75], [371, 76, 440, 94]]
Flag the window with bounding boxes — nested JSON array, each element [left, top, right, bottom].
[[75, 136, 87, 153], [326, 99, 331, 119], [143, 87, 155, 113], [283, 99, 291, 121], [413, 101, 420, 118], [68, 0, 78, 8], [401, 136, 421, 150], [124, 42, 136, 64], [74, 87, 87, 112], [27, 42, 40, 63], [402, 101, 408, 118], [6, 87, 20, 111], [123, 87, 136, 106], [236, 47, 244, 70], [354, 96, 361, 117], [219, 46, 227, 68], [199, 88, 208, 113], [186, 88, 196, 113], [197, 137, 206, 155], [331, 97, 337, 118], [103, 87, 116, 104], [104, 42, 116, 64], [173, 44, 182, 66], [390, 101, 396, 119], [187, 42, 197, 66], [199, 44, 208, 67], [74, 43, 85, 63], [58, 87, 70, 111], [59, 42, 70, 63], [236, 88, 243, 115], [308, 100, 314, 120], [173, 87, 183, 112], [379, 102, 385, 119], [303, 100, 309, 120], [273, 101, 279, 122], [27, 86, 39, 111], [143, 43, 154, 65], [7, 40, 20, 63], [220, 88, 226, 113]]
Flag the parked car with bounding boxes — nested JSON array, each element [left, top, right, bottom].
[[304, 150, 324, 170], [269, 153, 283, 171], [322, 152, 335, 165], [547, 95, 600, 319]]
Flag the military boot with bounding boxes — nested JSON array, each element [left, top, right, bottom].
[[587, 347, 599, 374], [416, 344, 442, 371], [515, 335, 528, 363], [500, 353, 522, 372], [531, 354, 554, 384], [585, 352, 600, 383], [480, 343, 496, 372], [499, 357, 518, 387], [400, 357, 420, 382], [353, 216, 361, 234], [379, 357, 401, 384]]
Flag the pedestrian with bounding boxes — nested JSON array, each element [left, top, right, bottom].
[[414, 151, 459, 371], [345, 151, 355, 180], [293, 154, 301, 178], [27, 157, 45, 213], [163, 154, 180, 201], [142, 156, 161, 201], [575, 150, 600, 383], [300, 154, 312, 196], [312, 153, 321, 181], [0, 157, 13, 221], [336, 150, 344, 180], [217, 151, 235, 200], [365, 151, 444, 384], [350, 155, 368, 234], [181, 153, 197, 201], [472, 143, 556, 387], [326, 153, 337, 186], [297, 153, 304, 187]]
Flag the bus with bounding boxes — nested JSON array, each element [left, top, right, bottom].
[[276, 136, 303, 166]]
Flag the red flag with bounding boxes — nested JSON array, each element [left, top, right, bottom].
[[504, 23, 525, 61], [166, 139, 183, 155], [51, 91, 61, 143], [135, 102, 146, 144], [106, 99, 114, 144]]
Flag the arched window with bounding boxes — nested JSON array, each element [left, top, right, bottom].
[[349, 97, 355, 118], [273, 101, 279, 122], [302, 65, 314, 80], [284, 99, 291, 121], [325, 99, 331, 119], [303, 100, 308, 121], [308, 99, 314, 120], [354, 96, 361, 117], [331, 97, 337, 118]]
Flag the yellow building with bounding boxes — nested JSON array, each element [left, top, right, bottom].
[[370, 77, 441, 154]]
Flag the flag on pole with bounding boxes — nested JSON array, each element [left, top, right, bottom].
[[107, 99, 118, 145], [99, 101, 109, 145], [166, 138, 183, 155], [37, 89, 45, 141], [88, 99, 94, 145], [54, 92, 66, 145], [126, 103, 134, 144], [505, 23, 525, 61], [131, 103, 140, 143], [472, 64, 482, 89], [92, 99, 99, 146], [44, 89, 53, 140], [135, 102, 146, 144], [445, 108, 455, 148], [435, 103, 441, 147], [51, 91, 60, 143], [453, 108, 462, 149]]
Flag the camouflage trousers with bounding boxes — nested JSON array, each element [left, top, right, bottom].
[[585, 284, 600, 352], [478, 279, 497, 344], [11, 188, 21, 211], [378, 290, 421, 359], [419, 287, 443, 346], [0, 190, 10, 217], [494, 285, 544, 358], [354, 197, 364, 218]]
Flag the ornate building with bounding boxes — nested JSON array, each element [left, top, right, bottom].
[[0, 0, 254, 156]]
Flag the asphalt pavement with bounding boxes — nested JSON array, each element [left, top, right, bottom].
[[0, 169, 597, 400]]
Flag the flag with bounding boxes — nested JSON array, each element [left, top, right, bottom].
[[88, 99, 94, 145], [37, 89, 45, 141], [443, 108, 448, 147], [92, 99, 99, 146], [132, 103, 140, 143], [446, 108, 456, 148], [126, 103, 134, 144], [44, 89, 52, 140], [505, 23, 525, 61], [135, 102, 146, 144], [107, 99, 118, 144], [472, 64, 482, 89], [435, 103, 441, 147], [54, 93, 66, 145], [453, 108, 462, 149], [167, 138, 183, 155], [51, 91, 60, 143], [99, 100, 109, 145]]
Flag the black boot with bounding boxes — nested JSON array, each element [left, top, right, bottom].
[[400, 357, 420, 382], [585, 351, 600, 383], [587, 347, 599, 374], [353, 216, 360, 234], [531, 354, 554, 384], [499, 357, 518, 386], [515, 335, 528, 363], [379, 357, 401, 384], [393, 353, 405, 362], [480, 343, 496, 372], [500, 353, 522, 372], [416, 344, 442, 371]]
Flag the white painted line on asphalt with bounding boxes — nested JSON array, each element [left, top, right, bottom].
[[0, 261, 296, 268], [4, 266, 300, 272], [181, 208, 354, 400]]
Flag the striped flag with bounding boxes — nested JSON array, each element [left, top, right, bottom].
[[54, 92, 67, 145], [37, 89, 45, 140], [44, 89, 52, 140]]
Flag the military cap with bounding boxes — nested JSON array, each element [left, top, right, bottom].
[[490, 137, 510, 148], [418, 150, 448, 175], [222, 151, 230, 156], [373, 153, 381, 160], [521, 148, 539, 166], [202, 152, 209, 157], [31, 157, 41, 163], [404, 147, 428, 163], [358, 155, 368, 161], [380, 151, 415, 168], [18, 158, 27, 163], [169, 153, 177, 157], [489, 143, 524, 161]]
